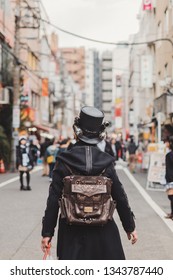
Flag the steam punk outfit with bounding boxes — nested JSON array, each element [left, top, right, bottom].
[[41, 106, 137, 260]]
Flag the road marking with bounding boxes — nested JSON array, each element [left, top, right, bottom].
[[0, 166, 42, 189], [117, 165, 173, 233]]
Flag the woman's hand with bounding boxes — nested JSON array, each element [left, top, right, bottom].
[[127, 230, 138, 244], [41, 237, 51, 253]]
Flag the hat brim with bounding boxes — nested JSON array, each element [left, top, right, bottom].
[[78, 134, 101, 144]]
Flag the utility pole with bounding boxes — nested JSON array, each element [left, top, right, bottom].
[[11, 0, 21, 171], [59, 57, 65, 138]]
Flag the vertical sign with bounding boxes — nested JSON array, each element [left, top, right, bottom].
[[12, 105, 20, 128], [42, 78, 49, 96], [141, 55, 153, 88], [115, 75, 123, 129], [143, 0, 152, 10]]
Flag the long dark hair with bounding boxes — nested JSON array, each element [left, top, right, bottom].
[[168, 136, 173, 151]]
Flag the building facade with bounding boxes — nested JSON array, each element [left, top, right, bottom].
[[101, 50, 113, 121]]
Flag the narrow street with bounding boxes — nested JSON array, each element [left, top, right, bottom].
[[0, 164, 173, 260]]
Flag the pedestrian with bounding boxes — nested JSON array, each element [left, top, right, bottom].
[[56, 138, 71, 157], [110, 138, 117, 158], [115, 137, 123, 160], [164, 136, 173, 220], [29, 139, 40, 166], [45, 138, 59, 182], [127, 137, 138, 173], [40, 137, 51, 177], [16, 136, 34, 191], [41, 106, 137, 260], [97, 137, 115, 157]]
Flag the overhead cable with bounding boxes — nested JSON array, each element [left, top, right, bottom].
[[40, 18, 173, 48]]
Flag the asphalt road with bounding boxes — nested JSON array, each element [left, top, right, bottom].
[[0, 164, 173, 260]]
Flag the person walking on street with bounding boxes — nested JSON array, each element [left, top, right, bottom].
[[115, 137, 123, 160], [41, 106, 137, 260], [164, 137, 173, 220], [45, 138, 59, 182], [97, 138, 115, 157], [16, 136, 34, 190], [127, 137, 138, 173], [29, 139, 40, 166], [40, 138, 51, 177], [56, 138, 70, 158]]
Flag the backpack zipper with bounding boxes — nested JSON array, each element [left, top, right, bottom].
[[86, 146, 92, 173]]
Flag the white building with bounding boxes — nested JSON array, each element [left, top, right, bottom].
[[101, 51, 113, 121], [85, 49, 94, 106], [112, 44, 129, 139], [128, 3, 156, 141]]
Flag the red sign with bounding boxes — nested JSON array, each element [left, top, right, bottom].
[[115, 107, 122, 117], [143, 0, 152, 10]]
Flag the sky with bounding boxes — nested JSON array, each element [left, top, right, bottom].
[[41, 0, 142, 51]]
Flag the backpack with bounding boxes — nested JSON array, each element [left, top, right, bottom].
[[59, 166, 116, 226]]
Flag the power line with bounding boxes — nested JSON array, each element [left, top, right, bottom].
[[39, 17, 173, 49]]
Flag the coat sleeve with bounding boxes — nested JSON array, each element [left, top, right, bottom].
[[106, 164, 135, 233], [41, 161, 68, 238]]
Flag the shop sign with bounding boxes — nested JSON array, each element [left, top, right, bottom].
[[143, 0, 152, 11]]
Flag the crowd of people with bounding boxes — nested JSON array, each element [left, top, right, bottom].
[[15, 130, 148, 191]]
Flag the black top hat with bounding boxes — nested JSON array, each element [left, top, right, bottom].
[[73, 106, 109, 144]]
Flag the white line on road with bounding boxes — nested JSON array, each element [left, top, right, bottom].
[[117, 165, 173, 233], [0, 166, 42, 189]]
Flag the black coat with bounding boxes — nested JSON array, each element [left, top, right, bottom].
[[42, 141, 135, 260], [165, 151, 173, 182]]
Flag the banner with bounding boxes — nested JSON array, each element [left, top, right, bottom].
[[143, 0, 152, 11], [42, 78, 49, 96]]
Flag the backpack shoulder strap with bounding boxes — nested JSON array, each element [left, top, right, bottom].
[[63, 163, 81, 175], [63, 163, 73, 174]]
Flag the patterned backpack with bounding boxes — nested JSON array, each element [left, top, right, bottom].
[[59, 165, 116, 226]]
